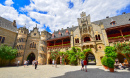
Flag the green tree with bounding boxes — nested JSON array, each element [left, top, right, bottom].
[[121, 44, 130, 61], [59, 51, 67, 64], [50, 51, 58, 60], [0, 45, 17, 66], [104, 46, 117, 60], [66, 47, 78, 65]]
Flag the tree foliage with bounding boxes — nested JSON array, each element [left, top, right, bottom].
[[101, 56, 107, 66], [0, 45, 17, 60], [50, 51, 58, 60], [104, 46, 117, 59]]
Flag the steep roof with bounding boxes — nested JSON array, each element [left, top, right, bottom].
[[92, 13, 130, 29], [47, 26, 78, 40], [0, 16, 17, 33]]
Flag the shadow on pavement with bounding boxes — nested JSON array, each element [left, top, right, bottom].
[[53, 68, 130, 78]]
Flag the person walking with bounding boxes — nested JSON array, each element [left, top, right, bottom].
[[55, 60, 57, 68], [17, 60, 20, 67], [52, 59, 54, 67], [24, 60, 27, 68], [84, 59, 87, 72], [35, 60, 38, 69], [81, 59, 84, 71]]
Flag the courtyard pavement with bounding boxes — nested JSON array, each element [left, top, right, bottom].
[[0, 65, 130, 78]]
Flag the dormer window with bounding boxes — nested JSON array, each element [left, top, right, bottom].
[[52, 33, 55, 38], [66, 29, 69, 35], [129, 18, 130, 21], [59, 31, 61, 37], [110, 21, 116, 25]]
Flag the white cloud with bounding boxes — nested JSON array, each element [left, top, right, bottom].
[[5, 0, 14, 6], [0, 0, 130, 33]]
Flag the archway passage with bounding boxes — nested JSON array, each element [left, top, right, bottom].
[[64, 57, 70, 65], [85, 52, 96, 65], [27, 53, 35, 64], [56, 57, 60, 64], [117, 53, 125, 63], [48, 58, 52, 64]]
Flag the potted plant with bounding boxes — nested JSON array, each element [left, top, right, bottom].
[[107, 57, 115, 72], [101, 56, 108, 69]]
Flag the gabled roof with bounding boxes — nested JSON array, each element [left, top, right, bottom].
[[0, 16, 17, 33], [47, 26, 78, 40], [92, 13, 130, 29]]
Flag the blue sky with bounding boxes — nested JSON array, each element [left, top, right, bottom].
[[0, 0, 130, 32]]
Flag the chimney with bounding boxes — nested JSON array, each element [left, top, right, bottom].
[[122, 12, 126, 14], [106, 16, 109, 18], [12, 20, 17, 27]]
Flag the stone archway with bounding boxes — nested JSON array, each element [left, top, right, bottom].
[[64, 56, 70, 65], [56, 56, 60, 64], [85, 52, 96, 65], [27, 53, 35, 64], [48, 58, 52, 64], [117, 53, 125, 63]]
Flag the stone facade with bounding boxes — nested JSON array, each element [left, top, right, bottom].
[[0, 12, 130, 66]]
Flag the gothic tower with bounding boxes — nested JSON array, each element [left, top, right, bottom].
[[16, 26, 28, 64], [38, 30, 47, 65]]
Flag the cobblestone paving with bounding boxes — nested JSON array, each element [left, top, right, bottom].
[[0, 65, 129, 78]]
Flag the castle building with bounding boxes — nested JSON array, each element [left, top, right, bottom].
[[0, 12, 130, 65]]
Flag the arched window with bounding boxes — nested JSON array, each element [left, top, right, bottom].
[[95, 35, 101, 40], [84, 37, 91, 42], [95, 35, 98, 40], [98, 35, 101, 40], [30, 42, 36, 49], [75, 38, 79, 43]]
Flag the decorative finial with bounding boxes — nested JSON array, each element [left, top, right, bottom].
[[23, 24, 26, 28], [36, 24, 37, 28]]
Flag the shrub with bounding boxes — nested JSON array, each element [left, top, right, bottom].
[[101, 56, 107, 66], [107, 57, 115, 68], [88, 59, 91, 62], [104, 46, 117, 60]]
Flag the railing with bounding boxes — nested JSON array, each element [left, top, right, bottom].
[[108, 34, 130, 42], [47, 43, 70, 49]]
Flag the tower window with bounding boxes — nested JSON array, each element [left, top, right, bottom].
[[75, 38, 79, 43], [1, 37, 5, 43], [34, 33, 36, 36], [95, 35, 101, 40]]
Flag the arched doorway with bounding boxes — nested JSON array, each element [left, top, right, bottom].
[[27, 53, 35, 64], [117, 53, 125, 63], [48, 58, 52, 64], [56, 57, 60, 64], [64, 57, 70, 65], [85, 52, 96, 65]]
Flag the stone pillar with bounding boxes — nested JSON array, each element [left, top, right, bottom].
[[71, 30, 74, 47], [100, 23, 109, 46]]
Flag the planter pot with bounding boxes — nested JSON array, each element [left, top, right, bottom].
[[103, 65, 108, 69], [109, 68, 114, 72]]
